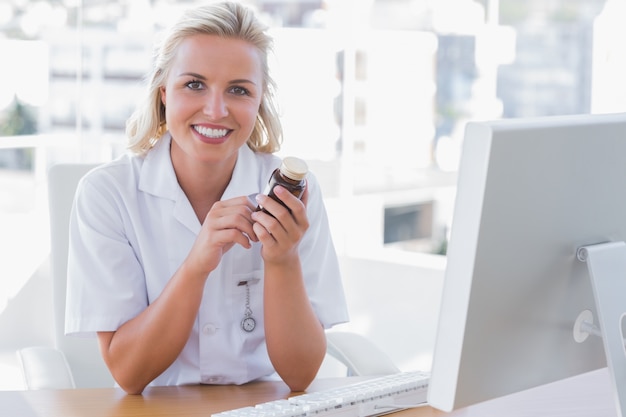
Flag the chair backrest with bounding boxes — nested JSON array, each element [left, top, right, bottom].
[[48, 163, 115, 388], [325, 331, 400, 376]]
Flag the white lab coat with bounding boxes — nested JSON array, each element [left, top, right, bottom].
[[65, 132, 349, 386]]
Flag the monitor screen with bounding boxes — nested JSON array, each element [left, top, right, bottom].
[[427, 112, 626, 412]]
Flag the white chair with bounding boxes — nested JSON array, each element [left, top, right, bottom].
[[18, 163, 113, 389], [17, 163, 399, 389], [325, 331, 400, 376], [17, 346, 76, 390]]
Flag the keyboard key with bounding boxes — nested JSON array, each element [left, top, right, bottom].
[[212, 371, 430, 417]]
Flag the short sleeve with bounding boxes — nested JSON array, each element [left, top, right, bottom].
[[298, 172, 349, 328], [65, 169, 148, 337]]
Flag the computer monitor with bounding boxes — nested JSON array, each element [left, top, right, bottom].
[[427, 112, 626, 415]]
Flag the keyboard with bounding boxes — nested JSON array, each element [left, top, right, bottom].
[[212, 371, 430, 417]]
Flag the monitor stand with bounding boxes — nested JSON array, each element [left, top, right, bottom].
[[577, 242, 626, 417]]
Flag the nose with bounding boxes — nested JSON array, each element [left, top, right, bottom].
[[203, 91, 228, 119]]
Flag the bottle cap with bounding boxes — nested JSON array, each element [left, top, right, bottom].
[[280, 157, 308, 180]]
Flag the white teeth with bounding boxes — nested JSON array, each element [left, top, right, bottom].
[[194, 125, 229, 138]]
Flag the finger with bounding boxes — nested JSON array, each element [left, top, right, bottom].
[[254, 192, 291, 220], [216, 195, 257, 210], [220, 228, 253, 249], [253, 190, 309, 241], [267, 187, 308, 237], [252, 220, 276, 243], [254, 186, 304, 220], [273, 186, 306, 219], [251, 210, 287, 241], [208, 198, 259, 242]]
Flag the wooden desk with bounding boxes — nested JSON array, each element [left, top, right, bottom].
[[1, 368, 618, 417]]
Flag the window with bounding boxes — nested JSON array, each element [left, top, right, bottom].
[[1, 0, 625, 311]]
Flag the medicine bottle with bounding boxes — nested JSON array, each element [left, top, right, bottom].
[[257, 156, 308, 214]]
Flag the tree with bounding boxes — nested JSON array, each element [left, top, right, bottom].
[[0, 100, 38, 170]]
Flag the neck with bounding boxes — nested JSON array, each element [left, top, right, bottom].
[[170, 145, 236, 222]]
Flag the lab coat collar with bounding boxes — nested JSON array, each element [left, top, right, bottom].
[[221, 144, 262, 201], [139, 132, 201, 233], [138, 133, 263, 235], [139, 132, 262, 201], [138, 132, 179, 201]]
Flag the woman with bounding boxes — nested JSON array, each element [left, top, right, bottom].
[[65, 1, 348, 395]]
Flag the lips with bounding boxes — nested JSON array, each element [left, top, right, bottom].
[[192, 125, 232, 144]]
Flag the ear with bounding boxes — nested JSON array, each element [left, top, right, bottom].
[[160, 86, 167, 106]]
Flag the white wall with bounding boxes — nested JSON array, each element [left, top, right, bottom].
[[332, 251, 446, 373], [0, 247, 446, 387]]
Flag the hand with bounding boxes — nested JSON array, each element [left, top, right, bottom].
[[186, 196, 259, 277], [252, 185, 309, 264]]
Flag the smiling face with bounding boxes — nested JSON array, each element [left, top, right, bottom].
[[160, 34, 264, 170]]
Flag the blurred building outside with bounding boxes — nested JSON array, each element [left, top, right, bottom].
[[1, 0, 625, 390]]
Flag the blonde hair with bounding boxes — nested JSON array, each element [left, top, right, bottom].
[[126, 1, 282, 155]]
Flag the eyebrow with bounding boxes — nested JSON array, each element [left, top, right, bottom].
[[179, 72, 258, 86], [179, 72, 206, 80]]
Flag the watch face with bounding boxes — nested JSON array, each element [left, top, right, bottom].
[[241, 317, 256, 332]]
